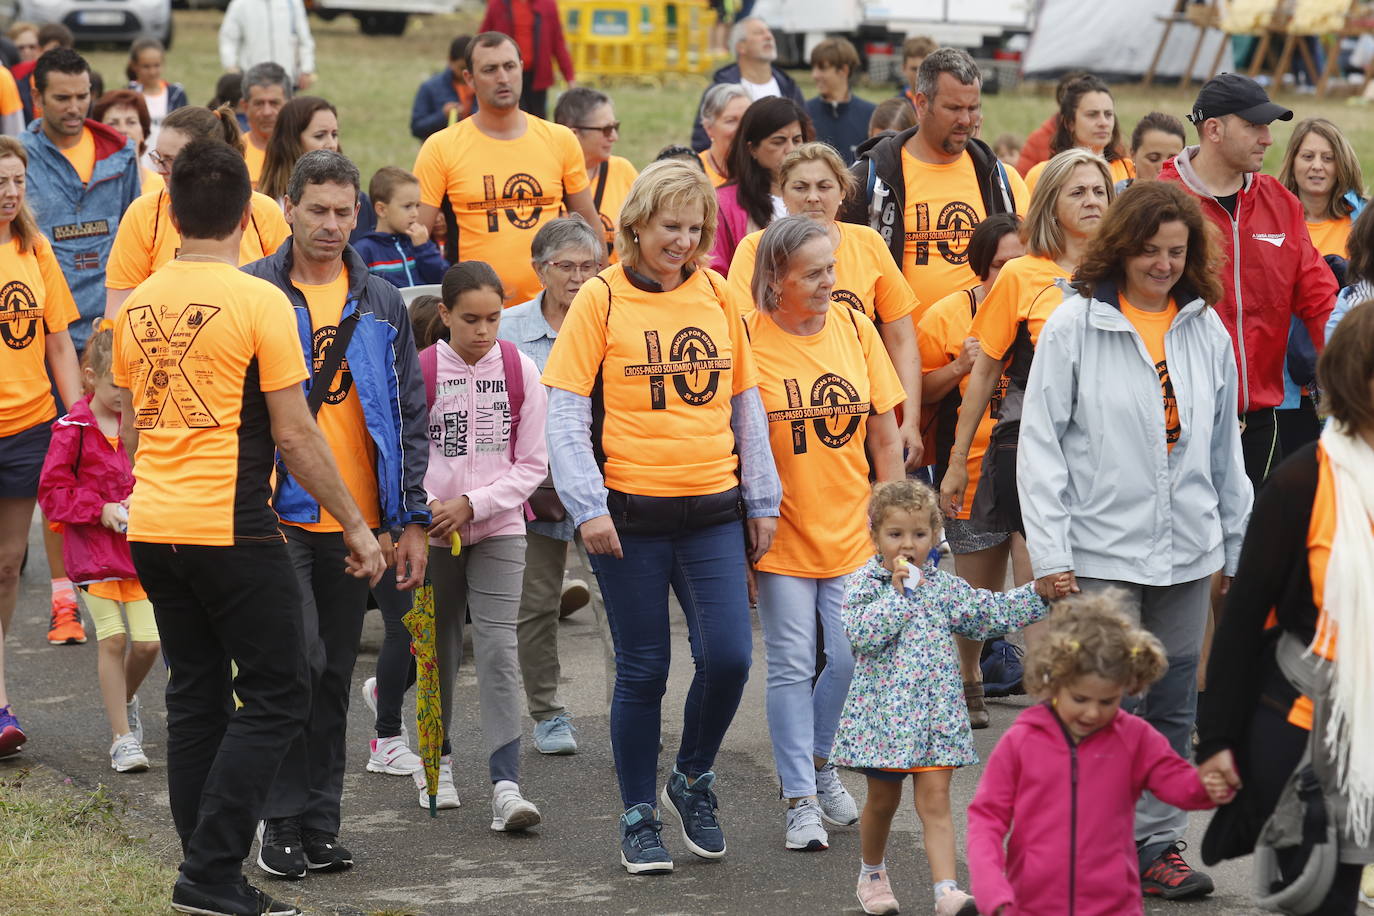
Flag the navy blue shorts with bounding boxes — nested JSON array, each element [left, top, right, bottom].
[[0, 421, 53, 499]]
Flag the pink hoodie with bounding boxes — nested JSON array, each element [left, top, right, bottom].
[[423, 340, 548, 548], [967, 702, 1215, 916]]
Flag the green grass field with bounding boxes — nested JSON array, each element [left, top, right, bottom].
[[83, 9, 1374, 191]]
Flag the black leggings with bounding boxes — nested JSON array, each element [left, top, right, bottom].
[[371, 575, 416, 739]]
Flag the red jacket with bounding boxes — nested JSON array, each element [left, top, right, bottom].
[[37, 396, 138, 585], [1014, 113, 1057, 177], [967, 703, 1215, 916], [1161, 149, 1336, 413], [479, 0, 575, 92]]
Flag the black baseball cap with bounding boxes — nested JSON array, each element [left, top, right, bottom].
[[1188, 73, 1293, 125]]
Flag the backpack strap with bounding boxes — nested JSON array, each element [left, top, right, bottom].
[[497, 338, 523, 456], [419, 342, 438, 412]]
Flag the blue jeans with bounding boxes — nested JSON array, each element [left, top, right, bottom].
[[589, 520, 753, 809], [755, 572, 854, 798]]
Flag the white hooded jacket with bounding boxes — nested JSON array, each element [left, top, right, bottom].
[[219, 0, 316, 82]]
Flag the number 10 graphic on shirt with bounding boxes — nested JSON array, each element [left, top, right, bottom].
[[624, 328, 730, 409], [471, 174, 556, 232], [768, 375, 865, 453], [126, 303, 221, 429], [906, 201, 980, 265]]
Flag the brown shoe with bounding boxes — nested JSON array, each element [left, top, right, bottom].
[[964, 680, 990, 729]]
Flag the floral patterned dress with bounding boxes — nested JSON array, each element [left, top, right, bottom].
[[830, 556, 1049, 770]]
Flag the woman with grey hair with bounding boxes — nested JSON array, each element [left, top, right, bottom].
[[698, 83, 750, 187], [554, 88, 638, 260], [497, 216, 606, 756], [744, 214, 905, 852]]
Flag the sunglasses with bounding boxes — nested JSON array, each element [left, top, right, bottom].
[[575, 122, 620, 139]]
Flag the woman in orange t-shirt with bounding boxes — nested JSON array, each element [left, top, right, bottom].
[[744, 216, 904, 849], [1022, 75, 1134, 197], [0, 136, 83, 758], [542, 160, 780, 874]]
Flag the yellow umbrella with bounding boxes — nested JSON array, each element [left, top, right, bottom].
[[403, 579, 444, 817]]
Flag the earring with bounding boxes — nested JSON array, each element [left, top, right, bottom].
[[633, 232, 639, 243]]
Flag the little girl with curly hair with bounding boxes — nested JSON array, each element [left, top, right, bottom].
[[967, 593, 1236, 916]]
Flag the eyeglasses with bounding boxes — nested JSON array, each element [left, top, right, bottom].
[[148, 150, 174, 173], [574, 122, 620, 138], [545, 260, 599, 277]]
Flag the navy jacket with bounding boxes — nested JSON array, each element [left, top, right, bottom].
[[689, 62, 805, 152], [410, 69, 471, 140], [806, 95, 876, 163], [353, 230, 448, 288]]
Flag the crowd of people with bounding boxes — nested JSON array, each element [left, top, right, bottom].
[[0, 9, 1371, 916]]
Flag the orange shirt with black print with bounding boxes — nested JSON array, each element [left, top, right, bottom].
[[106, 189, 290, 290], [287, 270, 380, 532], [726, 222, 920, 326], [900, 147, 1029, 309], [542, 263, 757, 498], [0, 233, 80, 437], [746, 302, 904, 577], [1119, 295, 1180, 453], [587, 155, 637, 264], [414, 116, 590, 303], [112, 260, 308, 546]]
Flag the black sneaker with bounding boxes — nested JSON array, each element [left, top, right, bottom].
[[1140, 841, 1215, 899], [660, 769, 726, 859], [170, 875, 302, 915], [303, 829, 354, 872], [255, 817, 306, 880]]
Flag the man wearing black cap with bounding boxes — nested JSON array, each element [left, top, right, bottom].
[[1160, 73, 1336, 490]]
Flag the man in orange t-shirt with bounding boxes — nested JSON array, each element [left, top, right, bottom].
[[239, 62, 290, 187], [415, 32, 600, 304], [242, 149, 431, 879], [113, 140, 381, 916]]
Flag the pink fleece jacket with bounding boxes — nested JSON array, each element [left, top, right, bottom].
[[423, 340, 548, 548], [967, 703, 1215, 916]]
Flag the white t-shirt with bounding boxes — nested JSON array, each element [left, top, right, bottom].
[[742, 76, 780, 101], [770, 194, 787, 221], [142, 84, 170, 171]]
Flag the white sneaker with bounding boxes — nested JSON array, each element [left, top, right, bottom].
[[815, 762, 859, 826], [490, 780, 541, 832], [110, 733, 149, 773], [126, 695, 143, 746], [784, 798, 828, 850], [414, 754, 460, 810], [367, 733, 422, 776], [361, 676, 378, 717]]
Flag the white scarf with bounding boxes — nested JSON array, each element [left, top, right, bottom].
[[1315, 421, 1374, 846]]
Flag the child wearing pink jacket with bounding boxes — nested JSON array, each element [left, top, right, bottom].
[[966, 593, 1235, 916], [420, 262, 548, 832]]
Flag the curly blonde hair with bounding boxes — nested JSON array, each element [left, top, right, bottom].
[[1024, 591, 1166, 698], [867, 479, 942, 537]]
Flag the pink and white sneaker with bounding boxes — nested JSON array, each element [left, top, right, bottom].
[[366, 733, 422, 776], [856, 869, 900, 915]]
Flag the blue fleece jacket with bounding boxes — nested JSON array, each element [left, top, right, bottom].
[[806, 95, 876, 163], [353, 230, 449, 288]]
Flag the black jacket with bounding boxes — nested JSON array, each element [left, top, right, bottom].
[[689, 62, 806, 152], [838, 126, 1018, 269]]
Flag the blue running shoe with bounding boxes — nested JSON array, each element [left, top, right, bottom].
[[981, 638, 1025, 697], [620, 803, 673, 875], [661, 769, 726, 859], [0, 705, 25, 758]]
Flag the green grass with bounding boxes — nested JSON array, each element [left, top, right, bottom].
[[81, 9, 1374, 184], [0, 766, 181, 915]]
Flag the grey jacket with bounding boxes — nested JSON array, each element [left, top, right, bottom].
[[1017, 282, 1253, 585]]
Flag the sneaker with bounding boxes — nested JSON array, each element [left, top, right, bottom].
[[532, 713, 578, 755], [660, 769, 726, 859], [619, 803, 673, 875], [170, 875, 302, 916], [47, 595, 87, 645], [0, 705, 26, 758], [414, 754, 460, 810], [559, 578, 590, 618], [1140, 841, 1215, 899], [855, 869, 900, 915], [302, 829, 353, 872], [964, 680, 990, 729], [784, 798, 828, 851], [360, 676, 378, 717], [814, 762, 859, 826], [109, 733, 150, 773], [126, 695, 143, 747], [490, 780, 542, 832], [367, 734, 422, 776], [981, 638, 1025, 697], [935, 886, 980, 916], [255, 817, 306, 880]]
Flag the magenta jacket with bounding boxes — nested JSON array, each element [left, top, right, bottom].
[[710, 183, 753, 275], [37, 396, 138, 585], [967, 702, 1215, 916]]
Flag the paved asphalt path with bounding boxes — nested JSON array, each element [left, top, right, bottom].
[[2, 518, 1306, 915]]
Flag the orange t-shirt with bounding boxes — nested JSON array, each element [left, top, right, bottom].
[[244, 137, 266, 187], [105, 190, 290, 290], [542, 264, 757, 497], [140, 168, 164, 195], [414, 116, 590, 303], [900, 147, 1029, 308], [1024, 155, 1133, 197], [1305, 216, 1351, 259], [746, 303, 905, 577], [0, 67, 21, 118], [286, 271, 380, 532], [699, 150, 727, 189], [60, 127, 96, 184], [918, 289, 994, 519], [113, 261, 308, 546], [0, 234, 80, 437], [1119, 296, 1180, 453], [726, 222, 920, 327], [1305, 444, 1363, 662], [88, 577, 148, 603], [589, 155, 637, 264], [970, 254, 1070, 360]]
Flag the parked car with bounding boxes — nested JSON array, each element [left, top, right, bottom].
[[18, 0, 172, 48]]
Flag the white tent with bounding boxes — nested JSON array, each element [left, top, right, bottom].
[[1022, 0, 1230, 81]]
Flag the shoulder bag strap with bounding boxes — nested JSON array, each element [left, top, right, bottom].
[[305, 303, 359, 416]]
